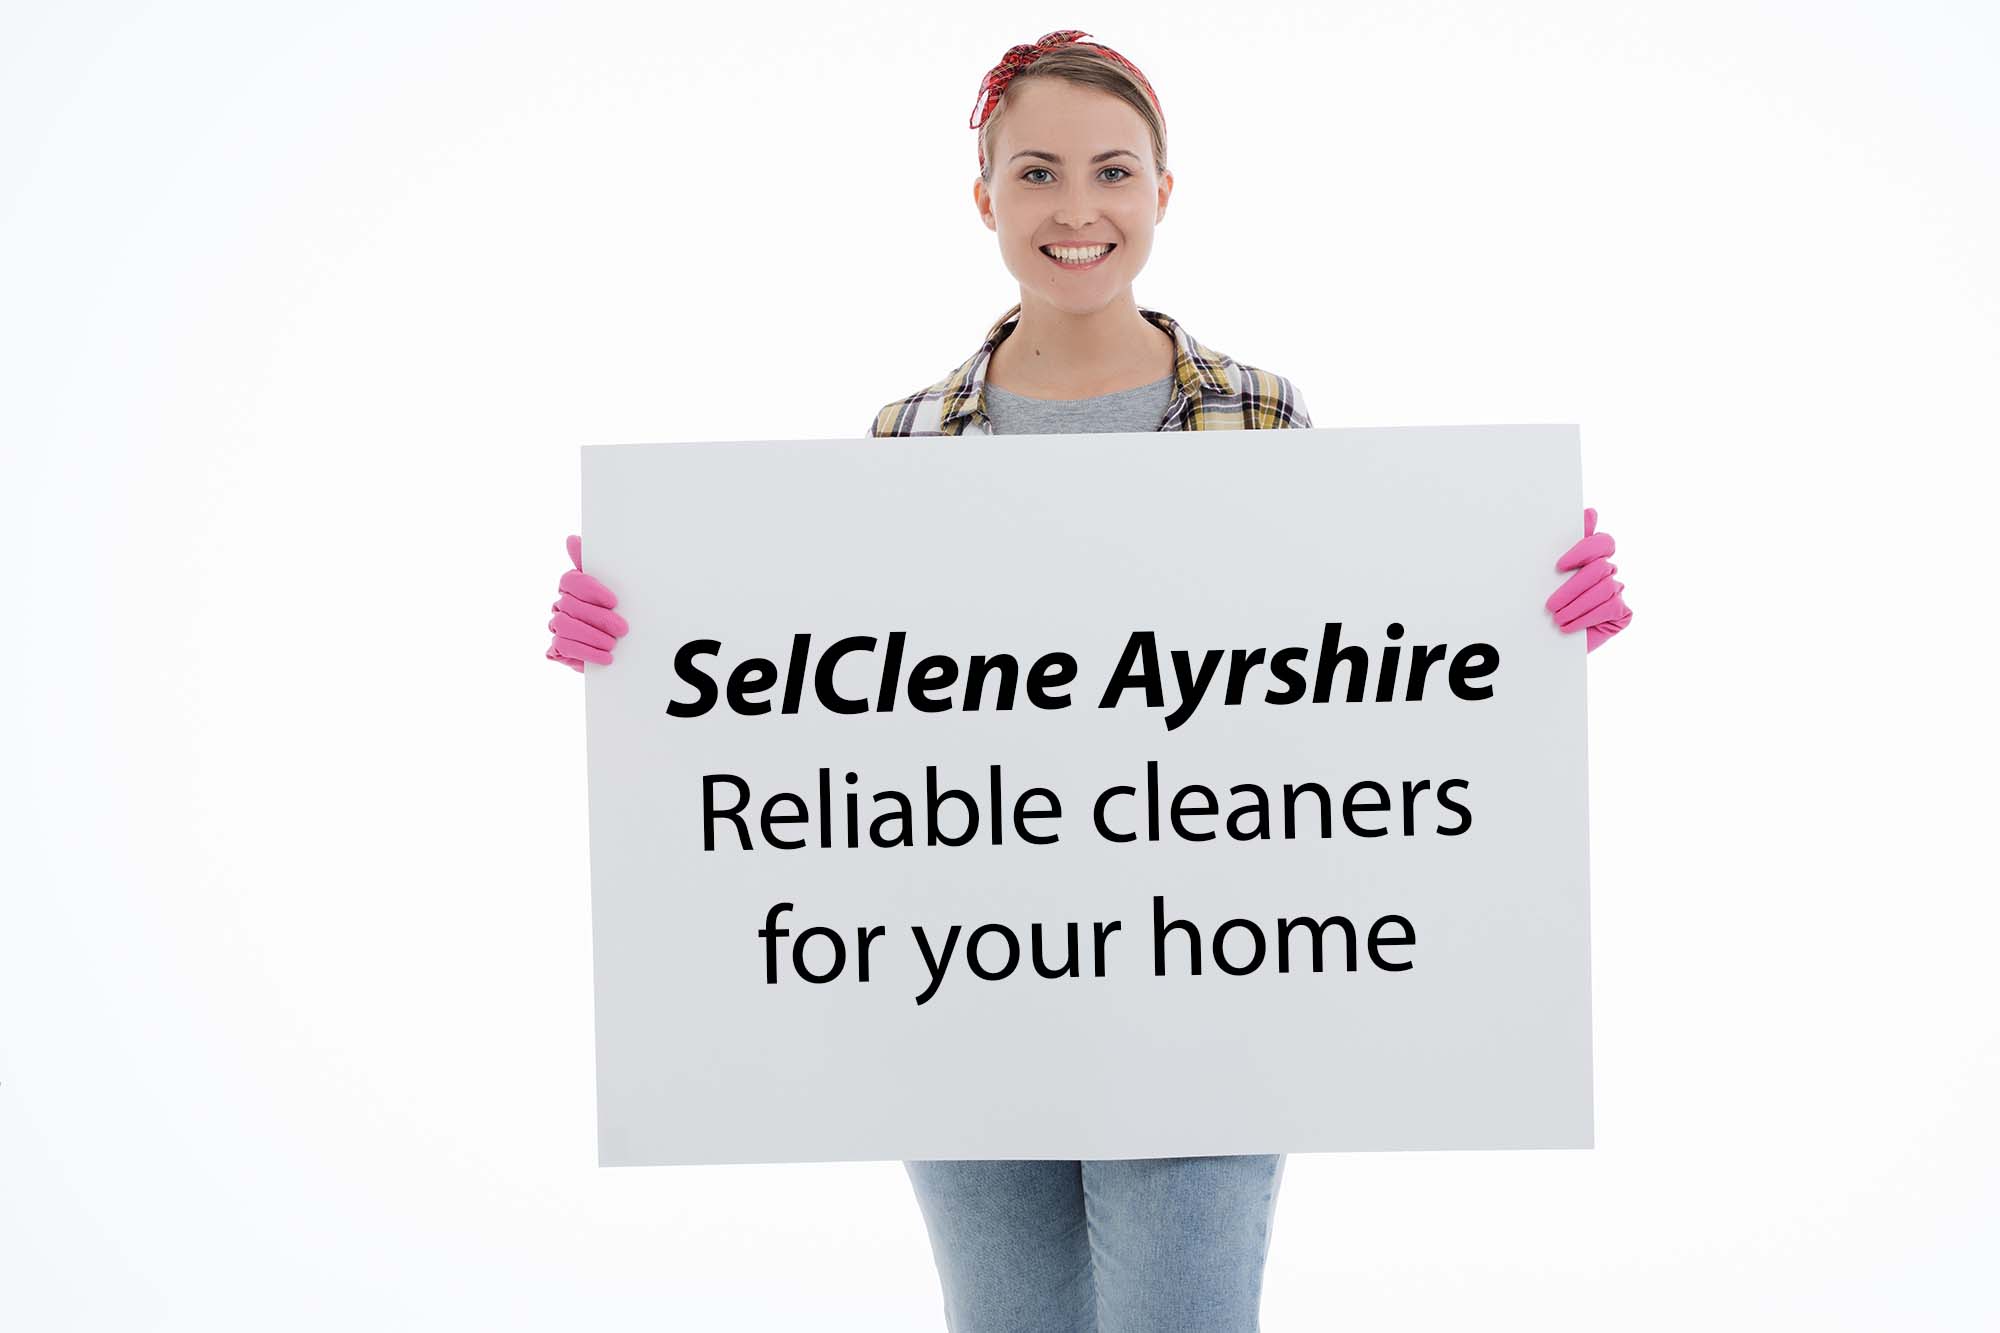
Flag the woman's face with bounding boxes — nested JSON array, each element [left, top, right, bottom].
[[974, 77, 1172, 315]]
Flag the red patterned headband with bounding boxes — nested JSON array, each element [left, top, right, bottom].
[[968, 30, 1163, 171]]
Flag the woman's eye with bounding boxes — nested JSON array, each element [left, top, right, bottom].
[[1021, 166, 1134, 184]]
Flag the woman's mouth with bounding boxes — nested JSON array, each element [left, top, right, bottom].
[[1040, 243, 1116, 270]]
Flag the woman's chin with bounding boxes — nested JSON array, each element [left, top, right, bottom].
[[1016, 279, 1137, 316]]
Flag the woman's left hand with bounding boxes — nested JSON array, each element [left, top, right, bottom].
[[1548, 506, 1632, 652]]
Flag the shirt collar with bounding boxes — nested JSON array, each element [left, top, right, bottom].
[[938, 303, 1234, 431]]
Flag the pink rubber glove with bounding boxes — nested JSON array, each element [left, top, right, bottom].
[[1547, 506, 1632, 652], [545, 534, 630, 672]]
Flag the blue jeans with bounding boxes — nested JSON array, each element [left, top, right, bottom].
[[903, 1154, 1287, 1332]]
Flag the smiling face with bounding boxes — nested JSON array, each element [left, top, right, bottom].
[[973, 77, 1173, 317]]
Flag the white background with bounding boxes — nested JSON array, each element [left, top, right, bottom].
[[3, 1, 1994, 1328]]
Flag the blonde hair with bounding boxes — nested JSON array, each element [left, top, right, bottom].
[[977, 46, 1168, 184]]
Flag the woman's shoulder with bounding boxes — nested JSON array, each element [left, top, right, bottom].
[[868, 352, 992, 436], [1207, 358, 1313, 430], [869, 373, 962, 437], [868, 309, 1024, 437], [1152, 312, 1312, 430]]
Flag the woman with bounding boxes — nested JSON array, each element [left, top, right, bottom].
[[545, 31, 1632, 1332]]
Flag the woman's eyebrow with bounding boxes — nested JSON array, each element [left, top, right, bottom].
[[1007, 149, 1140, 165]]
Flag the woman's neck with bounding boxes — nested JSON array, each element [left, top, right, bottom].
[[985, 293, 1175, 400]]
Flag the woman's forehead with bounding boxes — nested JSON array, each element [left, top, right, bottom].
[[993, 81, 1147, 149]]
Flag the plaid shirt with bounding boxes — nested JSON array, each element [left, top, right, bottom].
[[868, 304, 1311, 436]]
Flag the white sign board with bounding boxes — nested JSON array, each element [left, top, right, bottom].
[[582, 425, 1592, 1166]]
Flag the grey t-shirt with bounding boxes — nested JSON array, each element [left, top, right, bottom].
[[982, 374, 1174, 435]]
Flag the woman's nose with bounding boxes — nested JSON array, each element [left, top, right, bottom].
[[1054, 184, 1100, 228]]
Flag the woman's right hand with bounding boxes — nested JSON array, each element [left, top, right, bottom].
[[546, 534, 630, 672]]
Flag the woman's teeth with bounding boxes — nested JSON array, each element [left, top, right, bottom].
[[1042, 243, 1114, 265]]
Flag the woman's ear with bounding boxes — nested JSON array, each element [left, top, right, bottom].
[[1156, 168, 1174, 222], [973, 176, 997, 231]]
